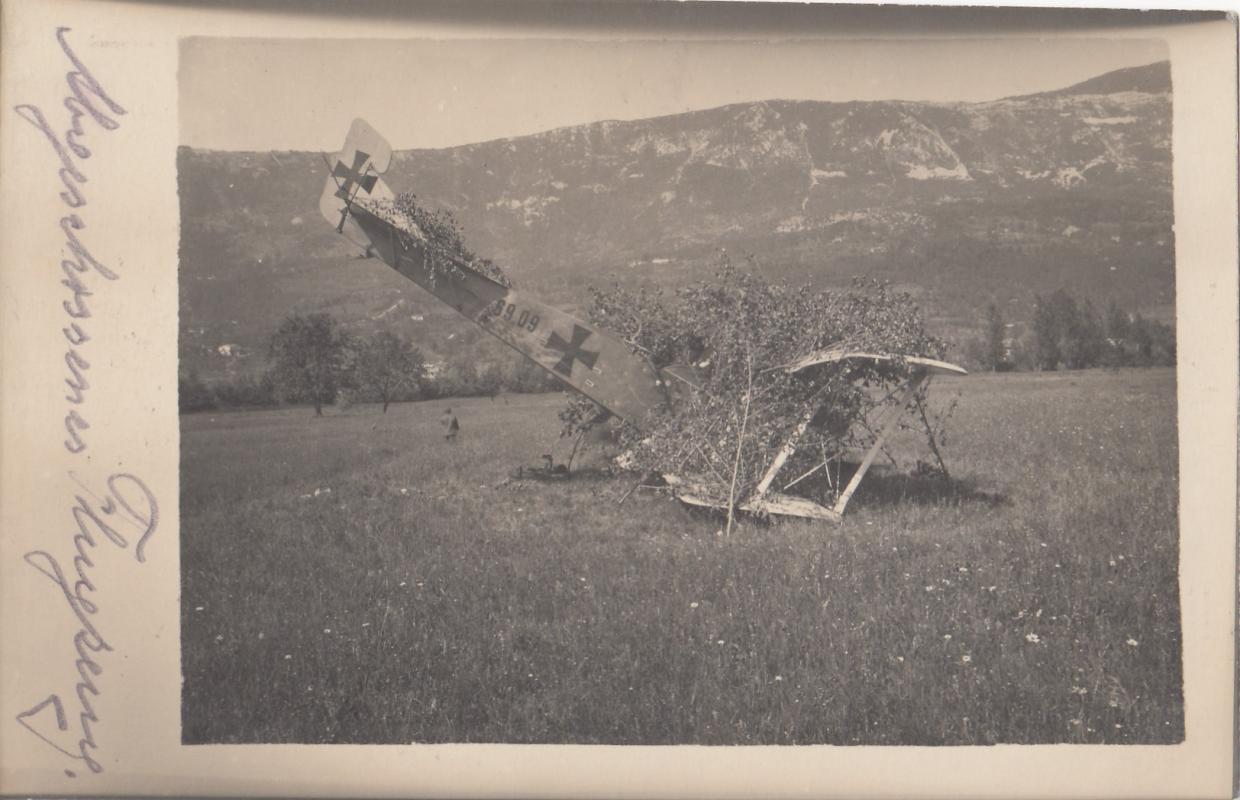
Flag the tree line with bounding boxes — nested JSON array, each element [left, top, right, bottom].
[[183, 289, 1176, 414], [179, 312, 561, 414], [963, 288, 1175, 372]]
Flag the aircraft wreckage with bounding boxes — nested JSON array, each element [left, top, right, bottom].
[[319, 118, 966, 521]]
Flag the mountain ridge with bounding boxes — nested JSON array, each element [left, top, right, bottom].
[[1007, 60, 1170, 100], [179, 61, 1174, 381]]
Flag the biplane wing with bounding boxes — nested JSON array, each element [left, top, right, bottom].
[[754, 350, 966, 517], [320, 119, 666, 422], [670, 350, 966, 520], [778, 349, 969, 376]]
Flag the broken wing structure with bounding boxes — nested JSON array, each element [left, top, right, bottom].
[[667, 353, 966, 521], [319, 118, 966, 521]]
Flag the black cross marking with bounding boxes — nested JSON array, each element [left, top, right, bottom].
[[546, 324, 599, 377], [333, 150, 378, 201]]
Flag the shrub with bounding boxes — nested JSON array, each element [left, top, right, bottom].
[[565, 256, 947, 514]]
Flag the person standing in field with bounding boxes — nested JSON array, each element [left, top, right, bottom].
[[441, 407, 460, 442]]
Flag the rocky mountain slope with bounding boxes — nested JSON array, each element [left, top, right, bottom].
[[179, 61, 1173, 380]]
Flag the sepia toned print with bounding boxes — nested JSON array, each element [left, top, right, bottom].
[[178, 36, 1181, 746]]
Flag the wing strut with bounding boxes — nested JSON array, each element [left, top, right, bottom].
[[753, 404, 818, 498], [831, 372, 930, 516]]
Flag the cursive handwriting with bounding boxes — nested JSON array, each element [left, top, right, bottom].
[[13, 26, 126, 454], [11, 28, 154, 780], [17, 473, 158, 777]]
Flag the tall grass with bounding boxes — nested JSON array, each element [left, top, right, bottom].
[[181, 369, 1182, 744]]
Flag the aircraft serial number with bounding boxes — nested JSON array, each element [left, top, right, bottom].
[[494, 301, 539, 333]]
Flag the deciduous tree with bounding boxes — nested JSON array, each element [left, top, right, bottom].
[[268, 313, 351, 416], [356, 330, 424, 413], [1067, 300, 1105, 370], [984, 303, 1006, 372], [1032, 294, 1061, 371]]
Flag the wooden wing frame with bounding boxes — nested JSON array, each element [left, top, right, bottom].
[[664, 352, 966, 522]]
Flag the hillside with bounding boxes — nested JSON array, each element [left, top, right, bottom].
[[179, 61, 1173, 380], [1020, 60, 1170, 99]]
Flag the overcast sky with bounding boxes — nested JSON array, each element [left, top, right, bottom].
[[180, 37, 1168, 151]]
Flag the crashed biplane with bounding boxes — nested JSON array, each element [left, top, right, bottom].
[[319, 118, 966, 521]]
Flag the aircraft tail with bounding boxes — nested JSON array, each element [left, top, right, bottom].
[[314, 118, 668, 422], [319, 118, 395, 252]]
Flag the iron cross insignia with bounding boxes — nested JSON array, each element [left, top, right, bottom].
[[333, 150, 378, 201], [546, 324, 600, 376]]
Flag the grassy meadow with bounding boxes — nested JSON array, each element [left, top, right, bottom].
[[181, 368, 1182, 745]]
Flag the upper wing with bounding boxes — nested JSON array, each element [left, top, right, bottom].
[[777, 348, 968, 377]]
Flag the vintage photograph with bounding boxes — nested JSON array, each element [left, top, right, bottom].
[[179, 35, 1181, 746]]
